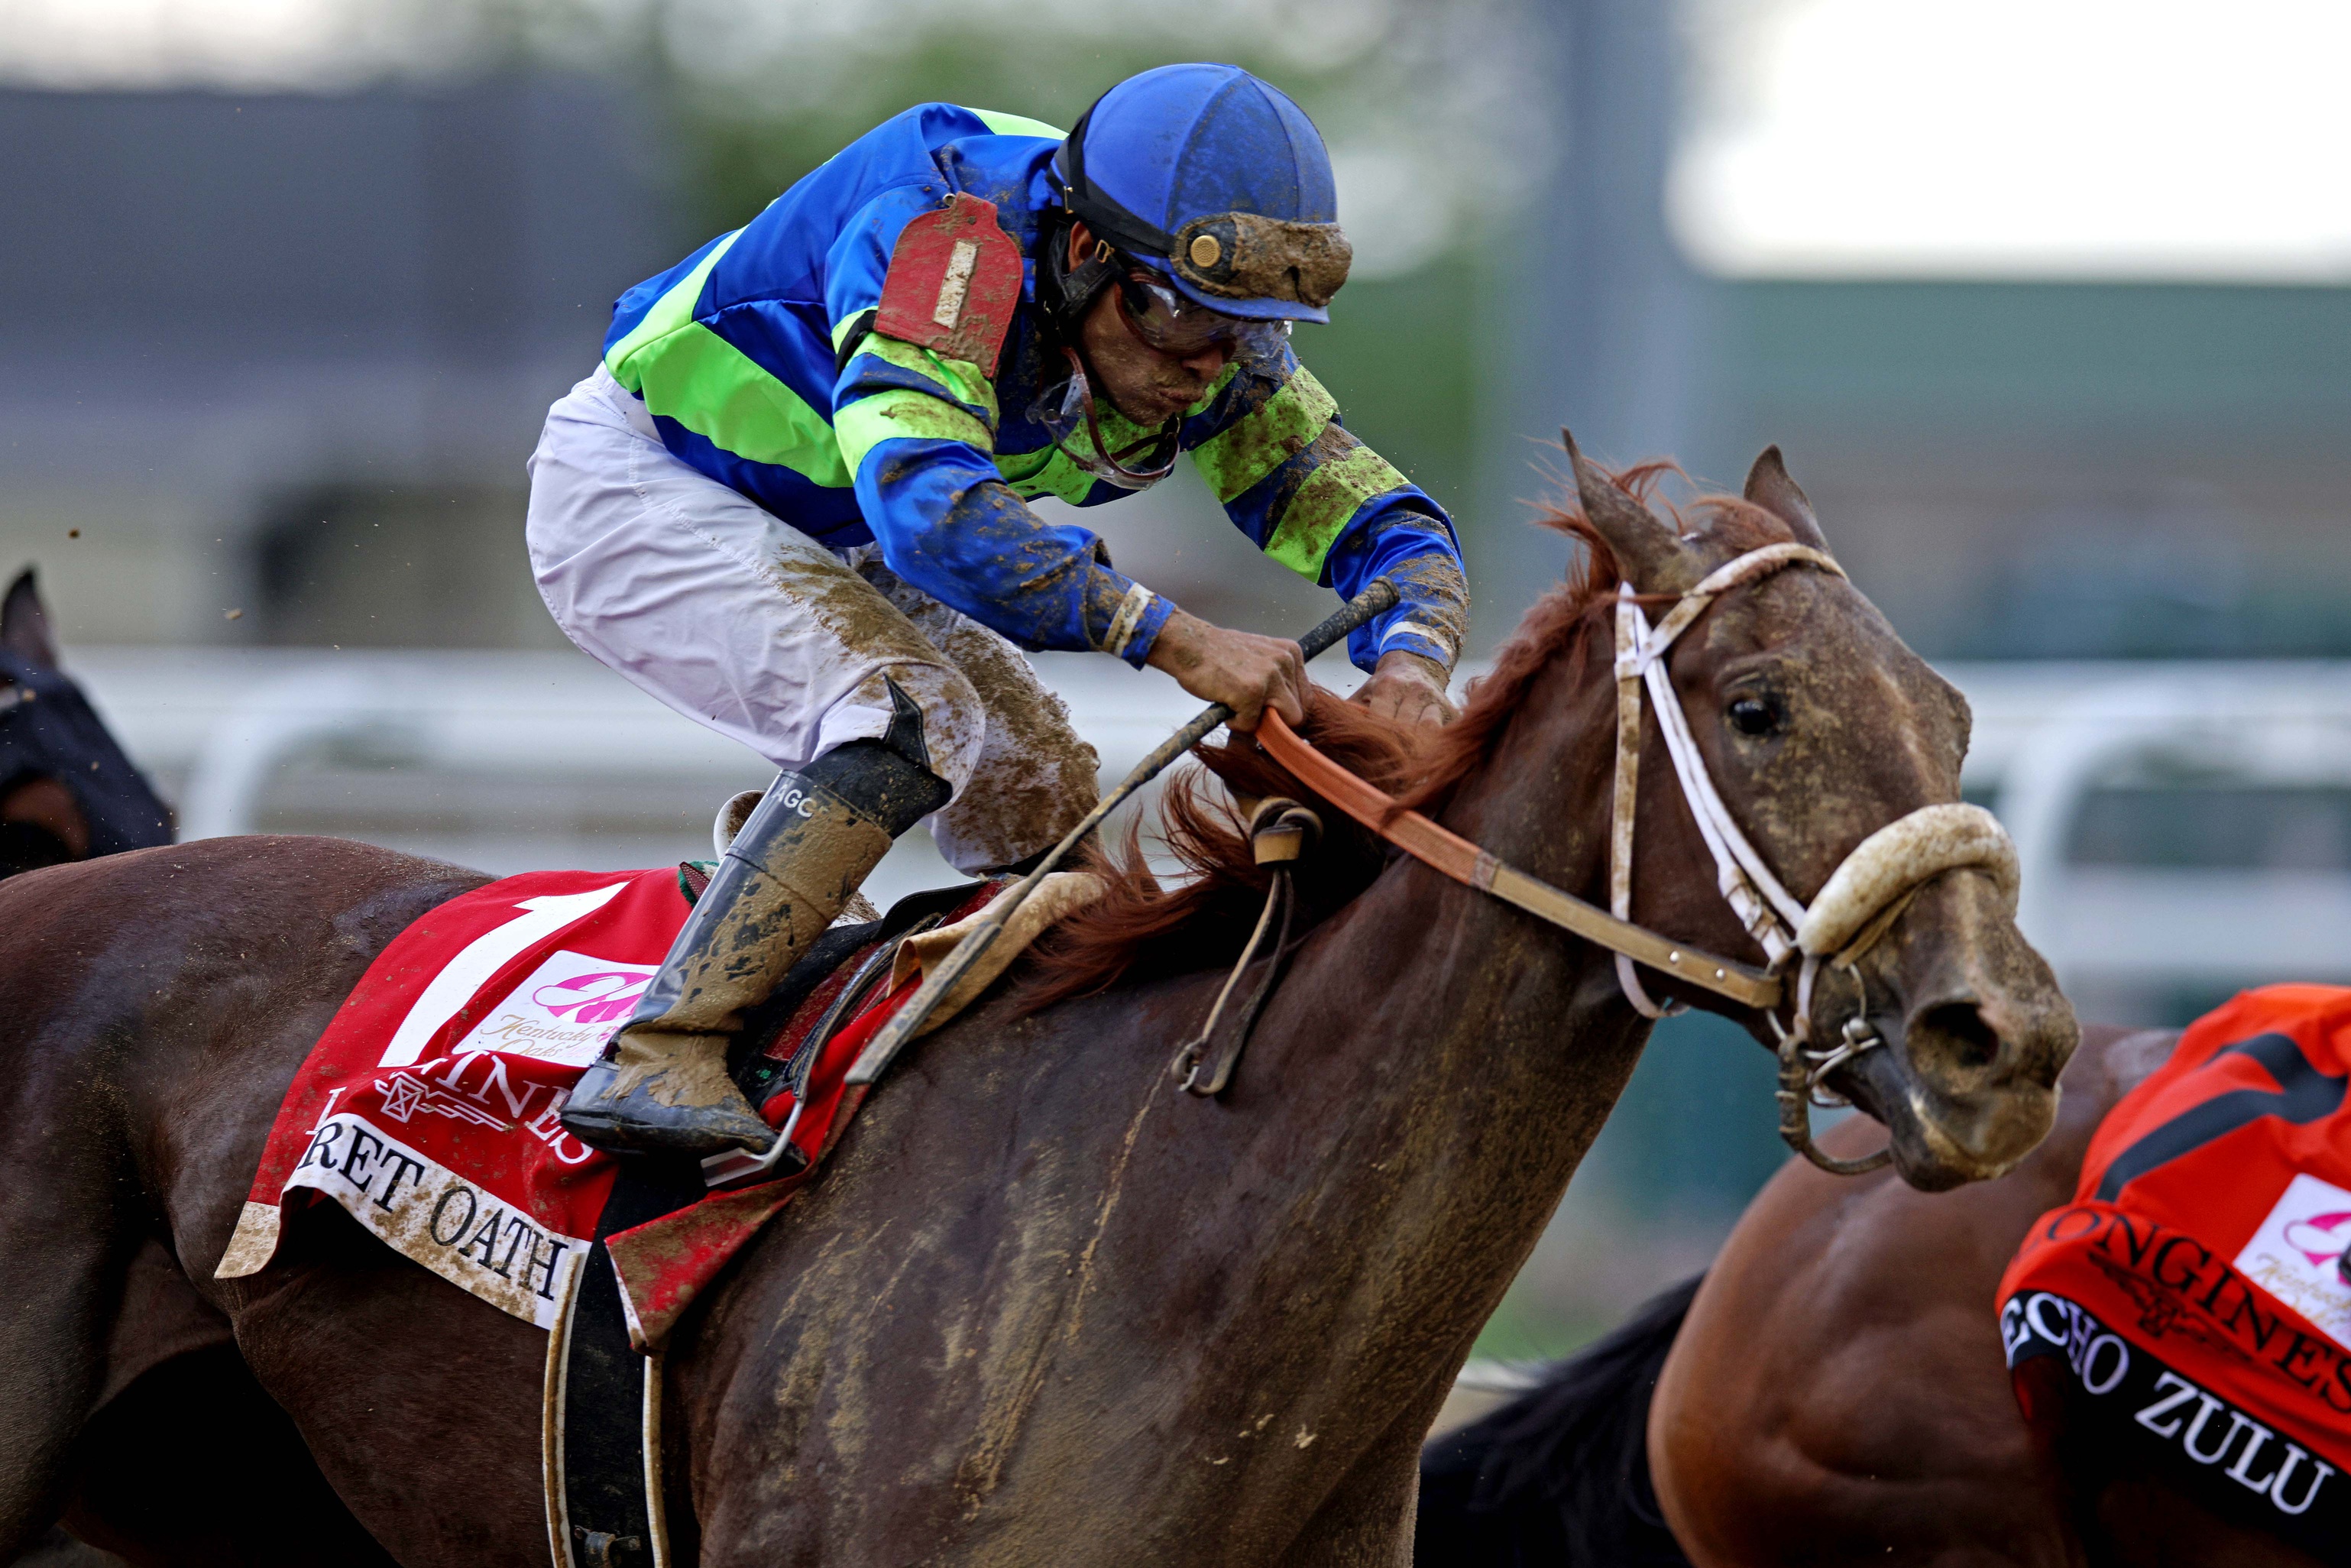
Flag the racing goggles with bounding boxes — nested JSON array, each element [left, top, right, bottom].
[[1114, 271, 1290, 360]]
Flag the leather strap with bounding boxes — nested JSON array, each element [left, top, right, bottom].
[[1252, 713, 1780, 1009], [1611, 544, 1847, 977], [1171, 868, 1296, 1097], [546, 1159, 704, 1568], [1610, 591, 1671, 1017]]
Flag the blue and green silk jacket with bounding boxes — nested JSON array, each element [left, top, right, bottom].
[[601, 103, 1468, 672]]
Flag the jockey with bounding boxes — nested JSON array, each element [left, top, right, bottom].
[[529, 63, 1471, 1157]]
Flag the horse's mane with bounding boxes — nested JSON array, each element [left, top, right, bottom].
[[1013, 461, 1796, 1011]]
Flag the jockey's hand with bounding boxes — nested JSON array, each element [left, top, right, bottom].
[[1146, 610, 1307, 732], [1353, 650, 1456, 728]]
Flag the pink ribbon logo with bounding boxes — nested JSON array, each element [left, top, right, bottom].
[[531, 970, 652, 1025], [2282, 1210, 2351, 1268]]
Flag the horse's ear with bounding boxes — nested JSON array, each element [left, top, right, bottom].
[[0, 569, 57, 669], [1564, 429, 1699, 592], [1742, 445, 1832, 554]]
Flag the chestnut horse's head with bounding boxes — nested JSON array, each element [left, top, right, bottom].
[[1567, 442, 2075, 1191]]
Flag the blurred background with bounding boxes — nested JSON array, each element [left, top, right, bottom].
[[4, 0, 2349, 1362]]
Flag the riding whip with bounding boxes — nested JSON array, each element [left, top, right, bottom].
[[845, 578, 1401, 1087]]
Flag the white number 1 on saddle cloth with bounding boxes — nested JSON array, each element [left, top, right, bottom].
[[216, 869, 694, 1329]]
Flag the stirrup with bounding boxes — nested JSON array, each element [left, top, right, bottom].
[[563, 692, 951, 1158], [562, 1056, 779, 1158]]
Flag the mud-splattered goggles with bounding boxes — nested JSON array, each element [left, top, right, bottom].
[[1113, 272, 1291, 359]]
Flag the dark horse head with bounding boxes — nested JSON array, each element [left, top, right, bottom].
[[1566, 446, 2076, 1189], [0, 569, 173, 876]]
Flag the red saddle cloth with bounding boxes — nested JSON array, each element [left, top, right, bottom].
[[217, 866, 992, 1347], [1998, 985, 2351, 1550]]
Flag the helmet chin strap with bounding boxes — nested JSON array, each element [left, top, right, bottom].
[[1039, 209, 1123, 344], [1607, 543, 2020, 1174], [1036, 217, 1182, 486]]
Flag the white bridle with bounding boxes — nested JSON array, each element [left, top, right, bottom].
[[1608, 543, 2020, 1165]]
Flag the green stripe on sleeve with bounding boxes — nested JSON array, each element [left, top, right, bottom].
[[968, 108, 1068, 139], [1265, 446, 1414, 579], [837, 388, 994, 477], [627, 323, 852, 487], [853, 335, 999, 423], [1190, 367, 1339, 504], [604, 229, 744, 383]]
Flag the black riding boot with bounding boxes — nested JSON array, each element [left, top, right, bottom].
[[562, 688, 950, 1156]]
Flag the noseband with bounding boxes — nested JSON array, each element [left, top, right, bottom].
[[1257, 542, 2018, 1176]]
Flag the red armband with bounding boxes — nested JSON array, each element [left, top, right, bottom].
[[873, 193, 1025, 379]]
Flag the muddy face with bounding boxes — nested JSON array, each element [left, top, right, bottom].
[[1569, 440, 2079, 1190], [1066, 223, 1236, 425], [1697, 573, 2076, 1187], [1076, 289, 1231, 425]]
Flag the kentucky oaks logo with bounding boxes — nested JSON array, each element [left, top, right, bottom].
[[2236, 1173, 2351, 1350], [445, 948, 655, 1067], [532, 968, 649, 1024]]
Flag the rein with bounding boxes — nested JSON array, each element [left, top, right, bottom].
[[1255, 542, 2020, 1176], [1254, 714, 1777, 1008]]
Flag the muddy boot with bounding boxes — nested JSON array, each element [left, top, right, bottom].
[[562, 688, 951, 1156]]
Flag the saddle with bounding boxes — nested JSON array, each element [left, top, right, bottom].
[[215, 851, 1097, 1568], [715, 873, 998, 1178], [554, 870, 1101, 1568]]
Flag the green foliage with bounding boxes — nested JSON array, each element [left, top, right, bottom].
[[1294, 252, 1481, 521]]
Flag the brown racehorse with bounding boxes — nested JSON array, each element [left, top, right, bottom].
[[1416, 1023, 2325, 1568], [2, 449, 2074, 1566]]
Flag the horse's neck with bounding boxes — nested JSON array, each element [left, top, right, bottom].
[[1237, 637, 1653, 1414], [675, 637, 1664, 1558]]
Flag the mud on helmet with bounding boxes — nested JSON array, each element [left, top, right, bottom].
[[1042, 63, 1353, 343]]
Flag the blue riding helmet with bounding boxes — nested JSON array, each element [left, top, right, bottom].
[[1055, 63, 1352, 324]]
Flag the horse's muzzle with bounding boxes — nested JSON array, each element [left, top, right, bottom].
[[1843, 870, 2078, 1191]]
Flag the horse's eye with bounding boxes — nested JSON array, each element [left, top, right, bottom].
[[1728, 696, 1779, 737]]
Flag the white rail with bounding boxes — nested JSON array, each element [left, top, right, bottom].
[[59, 648, 2351, 1008]]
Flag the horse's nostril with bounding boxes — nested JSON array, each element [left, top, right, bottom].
[[1919, 1001, 2002, 1072]]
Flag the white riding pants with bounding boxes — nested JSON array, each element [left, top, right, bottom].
[[524, 367, 1100, 874]]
